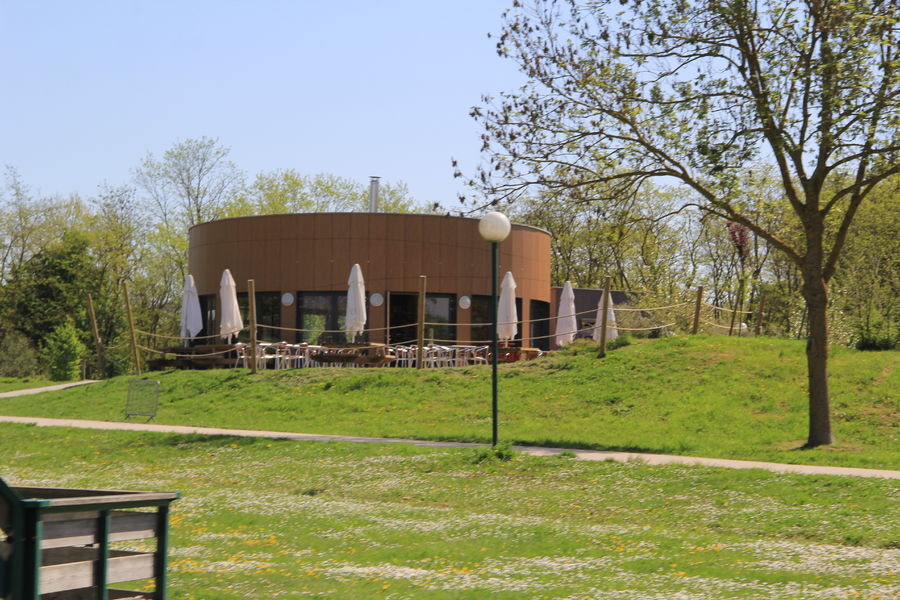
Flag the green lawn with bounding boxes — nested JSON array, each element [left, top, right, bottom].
[[0, 376, 50, 393], [1, 424, 897, 599], [1, 336, 897, 468]]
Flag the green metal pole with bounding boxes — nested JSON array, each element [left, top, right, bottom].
[[97, 510, 110, 600], [154, 504, 171, 600], [491, 241, 499, 447], [24, 506, 42, 600]]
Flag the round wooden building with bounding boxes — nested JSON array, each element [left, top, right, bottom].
[[188, 213, 553, 349]]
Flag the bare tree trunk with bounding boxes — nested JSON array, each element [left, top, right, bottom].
[[801, 270, 834, 447]]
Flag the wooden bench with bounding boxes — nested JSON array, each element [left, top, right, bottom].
[[0, 478, 179, 600]]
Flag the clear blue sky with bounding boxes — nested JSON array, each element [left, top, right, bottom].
[[0, 1, 522, 209]]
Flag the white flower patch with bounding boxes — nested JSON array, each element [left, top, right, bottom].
[[731, 538, 900, 575], [320, 561, 549, 593], [198, 559, 272, 573]]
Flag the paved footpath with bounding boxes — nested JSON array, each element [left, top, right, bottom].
[[0, 380, 98, 398], [2, 382, 897, 480]]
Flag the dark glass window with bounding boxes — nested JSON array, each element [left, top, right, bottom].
[[197, 294, 217, 344], [530, 300, 551, 351], [470, 295, 491, 344], [388, 293, 417, 345], [470, 295, 522, 346], [424, 294, 456, 344], [387, 293, 456, 345], [297, 292, 367, 344], [236, 292, 281, 342]]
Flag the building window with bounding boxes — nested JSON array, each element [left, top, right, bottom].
[[470, 295, 491, 345], [424, 294, 456, 344], [530, 300, 551, 351], [470, 294, 522, 346], [297, 292, 368, 345], [236, 292, 282, 342], [197, 294, 217, 343], [387, 293, 456, 345]]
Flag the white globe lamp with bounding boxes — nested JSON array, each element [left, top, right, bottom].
[[479, 211, 511, 243]]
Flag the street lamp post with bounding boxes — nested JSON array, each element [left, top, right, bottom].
[[479, 211, 511, 447]]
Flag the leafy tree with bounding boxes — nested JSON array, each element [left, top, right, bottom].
[[42, 320, 86, 381], [511, 184, 700, 295], [469, 0, 899, 447], [832, 176, 900, 348], [0, 168, 86, 297], [135, 137, 244, 229], [0, 330, 40, 378], [223, 170, 424, 216], [7, 230, 99, 348]]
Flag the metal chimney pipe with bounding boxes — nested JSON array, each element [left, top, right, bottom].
[[368, 176, 380, 212]]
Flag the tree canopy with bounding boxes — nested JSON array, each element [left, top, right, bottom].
[[468, 0, 899, 446]]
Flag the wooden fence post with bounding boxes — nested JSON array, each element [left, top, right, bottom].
[[248, 279, 258, 374], [754, 293, 767, 336], [597, 276, 611, 358], [86, 293, 106, 377], [728, 278, 745, 336], [691, 286, 703, 334], [416, 276, 426, 369], [123, 282, 141, 376]]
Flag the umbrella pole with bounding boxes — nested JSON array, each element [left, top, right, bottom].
[[491, 241, 499, 447], [597, 276, 611, 358]]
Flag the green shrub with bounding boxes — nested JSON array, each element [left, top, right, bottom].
[[855, 325, 898, 351], [42, 322, 86, 381], [470, 441, 517, 464], [0, 330, 41, 377]]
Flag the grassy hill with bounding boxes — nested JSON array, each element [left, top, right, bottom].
[[1, 336, 896, 468]]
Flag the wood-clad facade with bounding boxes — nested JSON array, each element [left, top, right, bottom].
[[188, 213, 552, 348]]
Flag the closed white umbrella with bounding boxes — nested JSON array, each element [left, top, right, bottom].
[[345, 263, 367, 341], [497, 271, 518, 341], [219, 269, 243, 343], [180, 274, 203, 343], [555, 281, 577, 347], [592, 291, 618, 344]]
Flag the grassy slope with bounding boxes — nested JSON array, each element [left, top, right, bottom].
[[1, 336, 896, 468], [1, 424, 897, 599]]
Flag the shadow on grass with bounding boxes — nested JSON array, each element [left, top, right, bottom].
[[130, 432, 291, 448], [512, 437, 693, 455], [405, 432, 686, 455]]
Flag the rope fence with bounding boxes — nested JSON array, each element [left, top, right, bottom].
[[135, 329, 224, 341], [703, 301, 754, 314], [700, 319, 737, 330], [98, 282, 765, 375], [136, 344, 237, 358]]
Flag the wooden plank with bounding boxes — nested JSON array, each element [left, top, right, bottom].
[[12, 486, 130, 499], [41, 510, 157, 549], [8, 488, 177, 508], [41, 588, 149, 600], [40, 549, 154, 594]]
